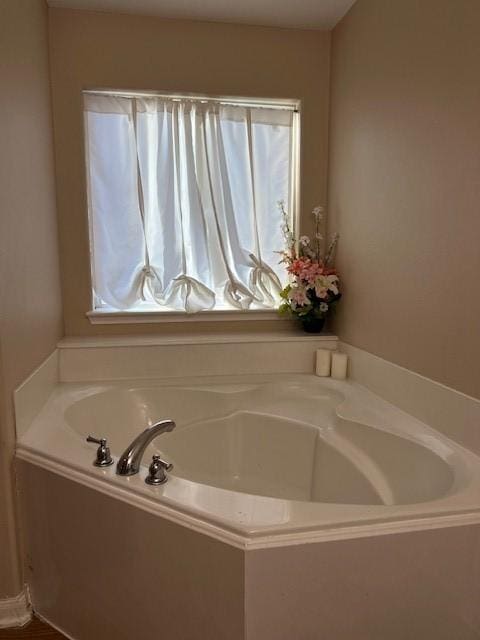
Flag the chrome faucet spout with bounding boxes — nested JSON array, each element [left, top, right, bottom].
[[116, 419, 176, 476]]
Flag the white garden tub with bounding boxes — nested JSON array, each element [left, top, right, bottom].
[[16, 374, 480, 547]]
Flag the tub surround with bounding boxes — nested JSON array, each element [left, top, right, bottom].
[[56, 333, 338, 382], [13, 335, 480, 550], [342, 342, 480, 456], [15, 335, 480, 453], [14, 352, 59, 440], [15, 374, 480, 549], [14, 337, 480, 640]]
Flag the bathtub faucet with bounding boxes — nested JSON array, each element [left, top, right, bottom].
[[116, 419, 176, 476]]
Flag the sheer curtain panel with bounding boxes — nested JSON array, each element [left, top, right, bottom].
[[84, 93, 296, 313]]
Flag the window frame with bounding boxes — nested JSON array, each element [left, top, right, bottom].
[[83, 88, 301, 324]]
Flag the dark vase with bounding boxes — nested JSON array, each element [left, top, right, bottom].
[[300, 317, 325, 334]]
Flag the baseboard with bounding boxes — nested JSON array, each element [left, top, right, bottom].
[[0, 589, 31, 628], [35, 611, 76, 640]]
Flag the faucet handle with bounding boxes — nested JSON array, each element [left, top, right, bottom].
[[145, 454, 173, 485], [86, 435, 113, 467], [158, 456, 173, 472]]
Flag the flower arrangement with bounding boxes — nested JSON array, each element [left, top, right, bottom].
[[277, 202, 341, 332]]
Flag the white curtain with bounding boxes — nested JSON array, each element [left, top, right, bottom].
[[84, 94, 294, 313]]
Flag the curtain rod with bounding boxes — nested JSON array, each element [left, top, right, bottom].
[[83, 89, 299, 112]]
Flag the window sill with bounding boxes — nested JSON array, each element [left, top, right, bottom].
[[87, 308, 291, 325]]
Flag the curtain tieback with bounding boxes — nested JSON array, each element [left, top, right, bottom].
[[162, 274, 216, 314], [138, 265, 161, 301], [249, 253, 282, 307]]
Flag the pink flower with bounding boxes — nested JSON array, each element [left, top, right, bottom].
[[289, 258, 328, 287], [287, 258, 308, 276]]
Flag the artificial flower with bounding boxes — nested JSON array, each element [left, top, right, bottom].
[[277, 202, 341, 326]]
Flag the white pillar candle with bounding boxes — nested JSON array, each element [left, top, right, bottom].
[[315, 349, 332, 377], [331, 352, 348, 380]]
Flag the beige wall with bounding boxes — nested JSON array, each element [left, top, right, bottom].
[[0, 0, 64, 598], [48, 8, 331, 336], [328, 0, 480, 398]]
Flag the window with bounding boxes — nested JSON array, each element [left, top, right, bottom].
[[84, 90, 299, 315]]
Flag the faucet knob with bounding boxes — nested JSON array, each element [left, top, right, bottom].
[[86, 435, 113, 467], [145, 454, 173, 485]]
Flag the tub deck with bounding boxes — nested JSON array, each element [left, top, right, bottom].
[[16, 373, 480, 548]]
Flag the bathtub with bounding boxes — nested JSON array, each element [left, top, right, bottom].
[[16, 370, 480, 640], [16, 373, 480, 547]]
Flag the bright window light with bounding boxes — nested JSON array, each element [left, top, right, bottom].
[[83, 90, 299, 314]]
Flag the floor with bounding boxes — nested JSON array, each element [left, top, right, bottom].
[[0, 618, 66, 639]]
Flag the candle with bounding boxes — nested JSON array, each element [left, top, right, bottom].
[[315, 349, 332, 377], [331, 352, 348, 380]]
